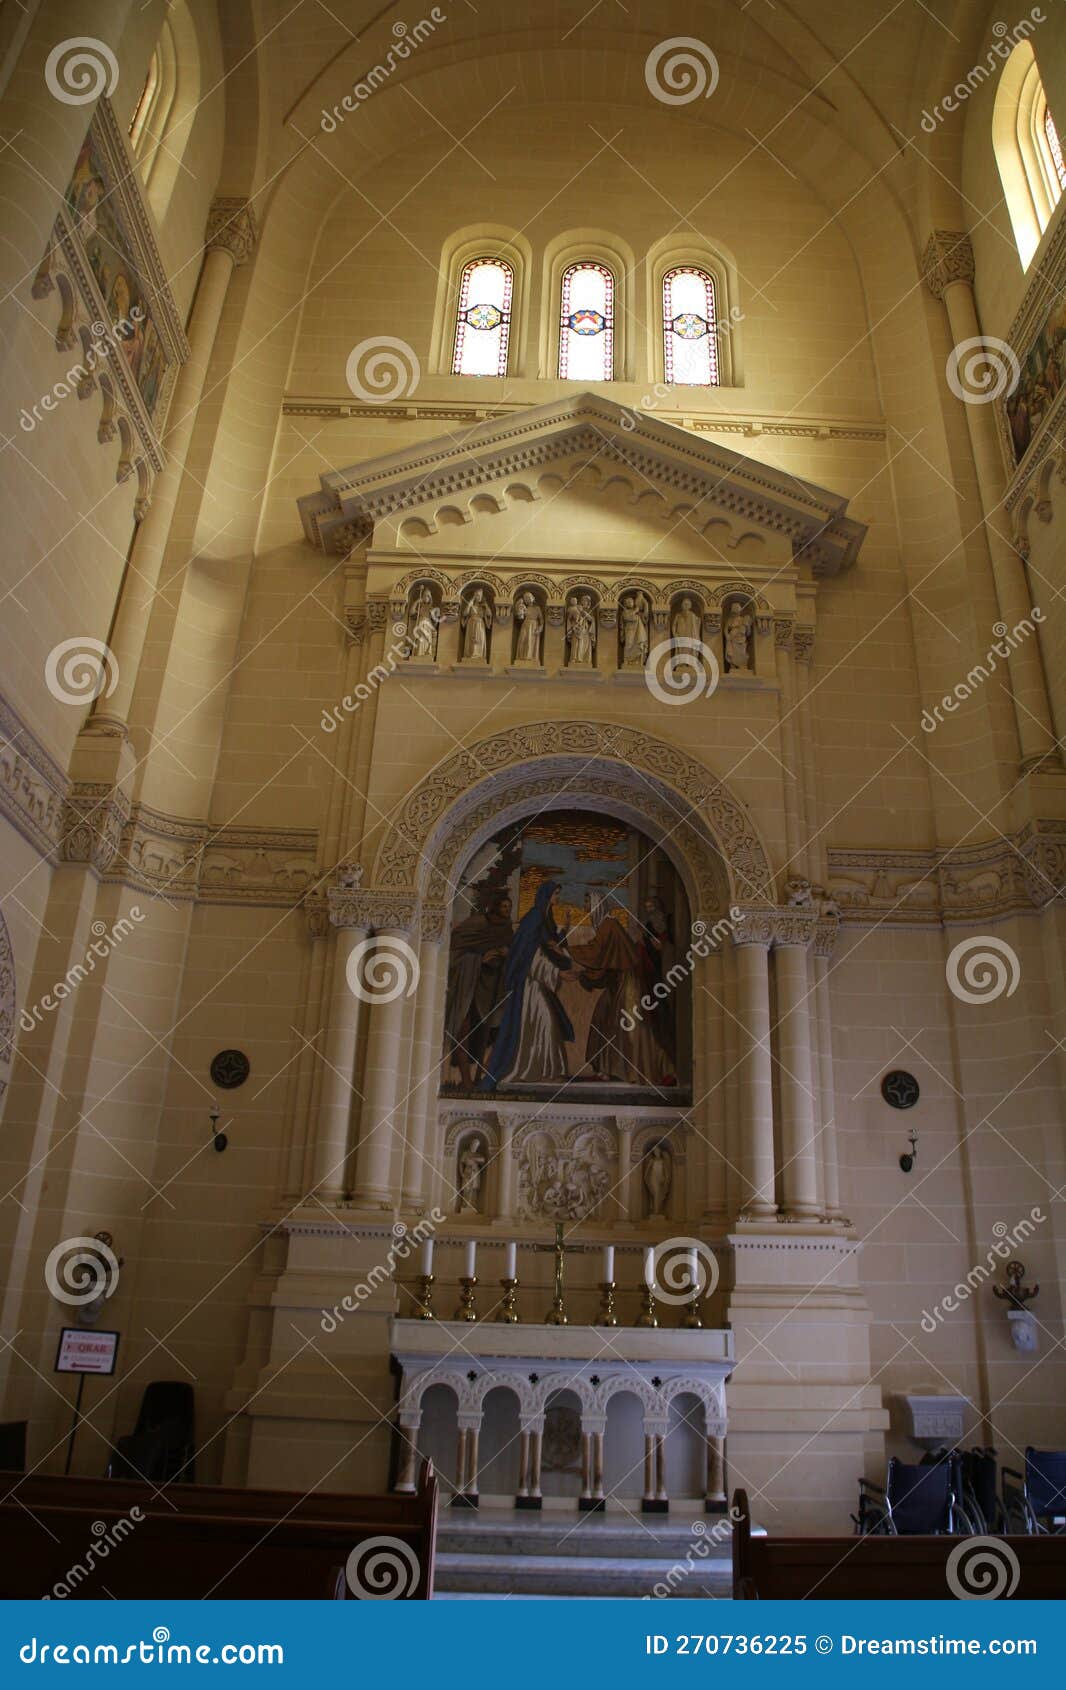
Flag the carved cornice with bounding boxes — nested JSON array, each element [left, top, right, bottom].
[[921, 230, 975, 300], [792, 625, 814, 665], [205, 197, 258, 266], [731, 907, 820, 949], [827, 823, 1066, 926], [0, 693, 69, 857]]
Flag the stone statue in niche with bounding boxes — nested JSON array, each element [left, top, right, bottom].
[[671, 596, 702, 647], [643, 1142, 672, 1217], [460, 587, 492, 662], [565, 593, 597, 666], [724, 602, 753, 673], [619, 593, 649, 669], [406, 586, 437, 660], [456, 1136, 487, 1213], [513, 591, 544, 664]]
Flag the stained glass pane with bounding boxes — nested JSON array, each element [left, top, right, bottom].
[[1045, 107, 1066, 195], [453, 257, 513, 376], [559, 262, 614, 380], [663, 266, 718, 386]]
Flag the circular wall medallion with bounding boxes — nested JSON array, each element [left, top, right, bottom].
[[210, 1049, 250, 1090], [881, 1069, 919, 1110]]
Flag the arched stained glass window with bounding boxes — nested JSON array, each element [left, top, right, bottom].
[[663, 266, 719, 387], [452, 257, 513, 376], [559, 261, 614, 381], [1045, 105, 1066, 193]]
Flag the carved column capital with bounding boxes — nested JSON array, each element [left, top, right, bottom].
[[921, 230, 975, 300], [205, 197, 258, 266], [60, 783, 129, 874], [344, 607, 368, 645]]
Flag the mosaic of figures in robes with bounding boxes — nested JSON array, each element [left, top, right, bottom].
[[64, 121, 170, 420], [442, 811, 692, 1102]]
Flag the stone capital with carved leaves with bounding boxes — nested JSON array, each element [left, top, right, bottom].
[[921, 230, 975, 300], [205, 198, 258, 266]]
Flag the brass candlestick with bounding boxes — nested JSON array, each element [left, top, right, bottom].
[[544, 1223, 568, 1325], [454, 1275, 478, 1321], [499, 1277, 520, 1323], [635, 1283, 660, 1328], [416, 1273, 435, 1320], [597, 1280, 618, 1327], [680, 1286, 704, 1329]]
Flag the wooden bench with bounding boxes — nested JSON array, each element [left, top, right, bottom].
[[732, 1489, 1066, 1599], [0, 1462, 436, 1599]]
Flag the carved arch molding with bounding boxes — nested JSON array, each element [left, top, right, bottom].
[[370, 721, 775, 907]]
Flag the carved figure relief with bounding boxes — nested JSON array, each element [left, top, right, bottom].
[[723, 600, 753, 672], [619, 593, 650, 669], [513, 591, 544, 664], [460, 586, 492, 662], [406, 585, 438, 660], [456, 1135, 487, 1213], [565, 593, 597, 666], [643, 1142, 672, 1217], [513, 1124, 614, 1222]]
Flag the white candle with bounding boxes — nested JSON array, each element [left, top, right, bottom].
[[603, 1245, 615, 1281], [504, 1241, 517, 1279], [464, 1240, 477, 1279], [420, 1237, 433, 1276], [643, 1246, 655, 1287], [689, 1248, 699, 1292]]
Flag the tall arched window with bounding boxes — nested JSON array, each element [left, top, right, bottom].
[[994, 39, 1065, 267], [558, 261, 614, 381], [128, 51, 160, 151], [452, 257, 513, 376], [662, 266, 719, 386]]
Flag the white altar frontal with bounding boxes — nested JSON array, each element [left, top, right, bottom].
[[390, 1318, 732, 1514]]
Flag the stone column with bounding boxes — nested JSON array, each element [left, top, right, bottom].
[[642, 1432, 656, 1505], [733, 920, 777, 1217], [813, 915, 844, 1220], [592, 1429, 605, 1500], [773, 621, 808, 876], [773, 926, 821, 1219], [698, 944, 727, 1220], [395, 1415, 421, 1494], [617, 1121, 633, 1219], [92, 201, 257, 731], [528, 1422, 544, 1501], [705, 1433, 727, 1512], [580, 1432, 593, 1504], [400, 913, 446, 1208], [497, 1119, 516, 1220], [310, 921, 368, 1201], [922, 230, 1058, 769], [351, 925, 415, 1208], [516, 1430, 531, 1500]]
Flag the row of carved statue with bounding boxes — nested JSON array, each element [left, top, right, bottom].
[[399, 578, 759, 672]]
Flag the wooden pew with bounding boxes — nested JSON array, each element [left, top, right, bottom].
[[732, 1489, 1066, 1599], [0, 1462, 436, 1599]]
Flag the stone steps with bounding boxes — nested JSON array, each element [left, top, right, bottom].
[[433, 1508, 735, 1598]]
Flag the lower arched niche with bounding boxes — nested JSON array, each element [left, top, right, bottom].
[[603, 1389, 646, 1503], [664, 1390, 707, 1502], [477, 1385, 522, 1497], [415, 1382, 461, 1501], [540, 1388, 584, 1501]]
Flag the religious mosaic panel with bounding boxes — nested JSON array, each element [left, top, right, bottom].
[[442, 809, 692, 1103]]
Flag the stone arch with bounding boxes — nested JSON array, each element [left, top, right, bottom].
[[371, 721, 774, 907]]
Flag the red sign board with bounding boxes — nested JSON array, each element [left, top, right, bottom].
[[55, 1328, 120, 1375]]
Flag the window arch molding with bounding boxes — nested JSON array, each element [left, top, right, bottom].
[[994, 39, 1064, 269], [127, 2, 201, 225], [431, 227, 532, 377], [645, 237, 741, 387], [540, 231, 636, 383]]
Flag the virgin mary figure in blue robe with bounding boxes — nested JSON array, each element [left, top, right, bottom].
[[477, 880, 574, 1089]]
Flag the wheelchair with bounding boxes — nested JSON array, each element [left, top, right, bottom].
[[1001, 1447, 1066, 1534]]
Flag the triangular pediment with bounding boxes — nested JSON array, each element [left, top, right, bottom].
[[297, 392, 866, 577]]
